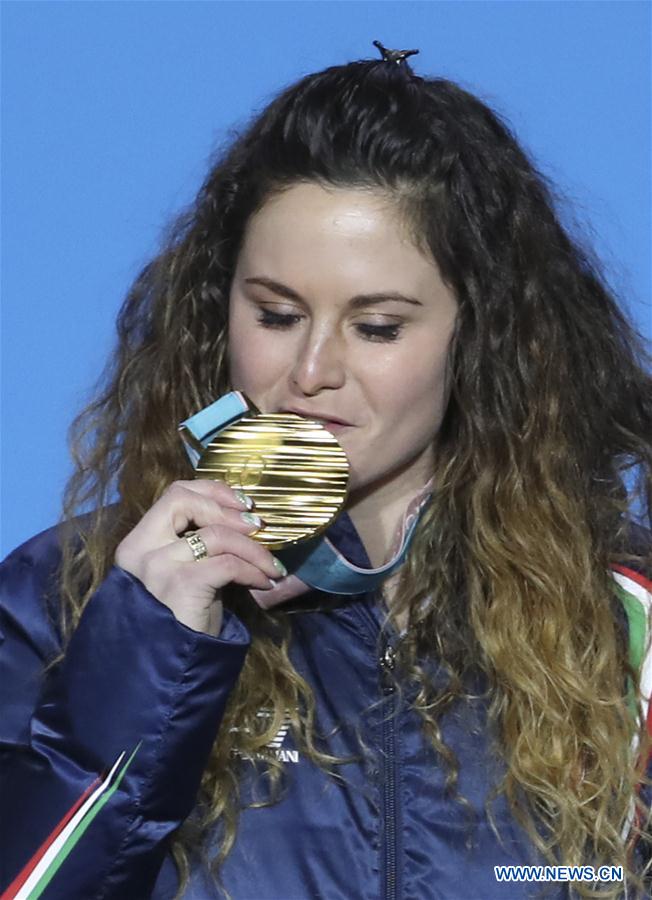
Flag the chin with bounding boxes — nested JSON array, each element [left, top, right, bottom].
[[344, 464, 371, 497]]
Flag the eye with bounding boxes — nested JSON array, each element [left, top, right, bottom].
[[256, 309, 301, 329], [255, 309, 403, 343], [356, 323, 403, 343]]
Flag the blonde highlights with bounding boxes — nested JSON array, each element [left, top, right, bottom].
[[52, 63, 652, 897]]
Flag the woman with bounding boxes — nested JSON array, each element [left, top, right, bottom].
[[1, 45, 651, 900]]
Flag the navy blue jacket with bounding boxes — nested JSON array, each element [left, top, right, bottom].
[[1, 514, 650, 900]]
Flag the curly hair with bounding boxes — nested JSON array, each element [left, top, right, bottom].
[[55, 56, 652, 897]]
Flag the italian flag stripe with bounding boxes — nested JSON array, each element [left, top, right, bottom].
[[2, 743, 141, 900], [0, 777, 101, 900], [610, 567, 652, 847], [611, 567, 652, 738]]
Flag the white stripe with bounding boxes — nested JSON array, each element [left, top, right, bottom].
[[16, 752, 126, 900], [267, 712, 292, 749], [268, 724, 290, 749]]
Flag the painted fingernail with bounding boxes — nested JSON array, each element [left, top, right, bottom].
[[235, 490, 254, 510], [241, 512, 262, 530], [272, 557, 288, 577]]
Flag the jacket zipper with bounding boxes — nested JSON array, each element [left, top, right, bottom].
[[379, 640, 398, 900], [341, 598, 401, 899]]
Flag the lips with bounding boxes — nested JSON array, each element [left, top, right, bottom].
[[279, 407, 354, 426]]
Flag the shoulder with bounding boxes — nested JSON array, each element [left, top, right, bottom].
[[0, 509, 112, 654], [2, 520, 67, 578], [1, 522, 67, 647], [2, 506, 119, 575]]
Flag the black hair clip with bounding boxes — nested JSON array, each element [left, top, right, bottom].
[[373, 40, 419, 66]]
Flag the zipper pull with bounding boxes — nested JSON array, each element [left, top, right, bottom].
[[379, 642, 396, 693]]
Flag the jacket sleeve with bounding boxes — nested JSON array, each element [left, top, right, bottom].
[[0, 526, 250, 899]]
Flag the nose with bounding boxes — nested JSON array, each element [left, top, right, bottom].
[[289, 324, 346, 395]]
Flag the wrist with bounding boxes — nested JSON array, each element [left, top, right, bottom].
[[169, 598, 223, 637]]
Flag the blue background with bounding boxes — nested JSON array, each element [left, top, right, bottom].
[[2, 1, 651, 557]]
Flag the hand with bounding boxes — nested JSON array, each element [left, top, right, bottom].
[[114, 480, 284, 636]]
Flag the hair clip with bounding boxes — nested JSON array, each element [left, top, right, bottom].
[[373, 39, 419, 66]]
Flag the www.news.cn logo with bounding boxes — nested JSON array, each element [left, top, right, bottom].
[[494, 865, 624, 883]]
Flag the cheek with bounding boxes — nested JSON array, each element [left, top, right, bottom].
[[227, 314, 256, 388], [227, 316, 287, 391], [373, 352, 451, 440], [227, 322, 248, 390], [372, 343, 450, 406], [415, 360, 452, 422]]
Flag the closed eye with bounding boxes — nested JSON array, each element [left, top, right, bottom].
[[256, 310, 301, 328], [255, 309, 403, 343], [357, 322, 402, 342]]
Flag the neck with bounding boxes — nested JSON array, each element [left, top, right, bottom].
[[346, 452, 434, 570]]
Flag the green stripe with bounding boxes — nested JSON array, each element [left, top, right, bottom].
[[615, 582, 647, 673], [28, 743, 142, 900], [614, 582, 647, 720]]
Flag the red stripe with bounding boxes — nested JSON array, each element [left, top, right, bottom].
[[0, 777, 100, 900], [611, 564, 652, 595]]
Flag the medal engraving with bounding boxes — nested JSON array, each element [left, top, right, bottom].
[[226, 453, 266, 490]]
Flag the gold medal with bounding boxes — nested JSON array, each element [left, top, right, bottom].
[[193, 412, 350, 549]]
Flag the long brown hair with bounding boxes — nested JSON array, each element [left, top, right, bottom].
[[57, 58, 652, 896]]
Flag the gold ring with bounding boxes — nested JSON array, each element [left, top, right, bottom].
[[184, 531, 208, 562]]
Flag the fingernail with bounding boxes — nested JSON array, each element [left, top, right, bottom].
[[268, 578, 278, 588], [272, 557, 288, 577], [241, 512, 262, 529], [235, 490, 254, 510]]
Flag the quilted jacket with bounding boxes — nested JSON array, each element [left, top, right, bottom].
[[1, 513, 651, 900]]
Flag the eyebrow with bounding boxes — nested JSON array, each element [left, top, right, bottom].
[[243, 276, 424, 308]]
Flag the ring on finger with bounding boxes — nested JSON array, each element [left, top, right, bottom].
[[184, 530, 208, 562]]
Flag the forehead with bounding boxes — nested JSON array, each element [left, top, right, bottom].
[[236, 182, 442, 295]]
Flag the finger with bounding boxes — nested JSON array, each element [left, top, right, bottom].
[[148, 482, 250, 540], [174, 525, 282, 581], [191, 554, 277, 593], [173, 478, 254, 511], [138, 551, 277, 610], [116, 482, 263, 571], [170, 498, 267, 545]]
